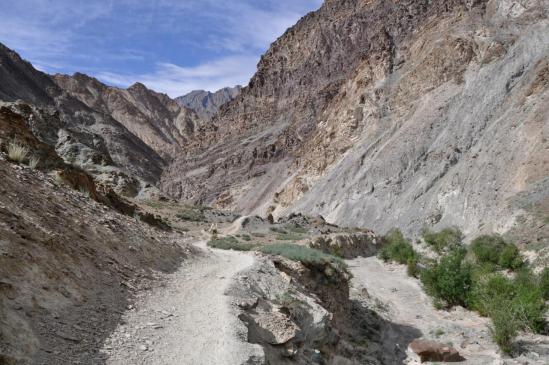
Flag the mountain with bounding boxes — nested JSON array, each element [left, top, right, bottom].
[[175, 86, 241, 120], [0, 44, 200, 196], [162, 0, 549, 243]]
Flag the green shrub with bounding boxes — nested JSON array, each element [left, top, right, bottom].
[[469, 269, 546, 352], [251, 232, 266, 238], [378, 229, 417, 265], [407, 257, 420, 278], [422, 227, 463, 254], [420, 248, 471, 307], [470, 235, 523, 271], [241, 234, 252, 241], [287, 224, 308, 234], [269, 227, 287, 234], [470, 235, 507, 264], [208, 236, 257, 251], [540, 268, 549, 300], [276, 232, 305, 241], [498, 244, 523, 270], [7, 141, 29, 163], [177, 207, 206, 222], [259, 243, 345, 269]]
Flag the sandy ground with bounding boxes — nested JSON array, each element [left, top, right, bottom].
[[348, 256, 502, 365], [102, 239, 263, 365]]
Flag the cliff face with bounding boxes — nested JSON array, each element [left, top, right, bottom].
[[0, 45, 200, 196], [175, 86, 241, 121], [162, 0, 549, 241]]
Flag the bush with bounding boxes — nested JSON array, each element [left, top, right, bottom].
[[208, 236, 257, 251], [420, 248, 471, 307], [259, 243, 345, 269], [470, 235, 523, 270], [177, 207, 206, 222], [407, 257, 420, 278], [378, 229, 417, 265], [276, 232, 305, 241], [287, 224, 308, 234], [7, 141, 29, 163], [422, 227, 463, 254], [540, 268, 549, 300], [468, 269, 547, 352]]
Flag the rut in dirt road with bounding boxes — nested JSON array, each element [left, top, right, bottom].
[[102, 240, 264, 365]]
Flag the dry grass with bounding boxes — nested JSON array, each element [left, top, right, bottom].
[[28, 156, 40, 169], [7, 141, 29, 163]]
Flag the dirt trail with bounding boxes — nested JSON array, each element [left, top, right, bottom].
[[102, 239, 263, 365], [348, 256, 501, 364]]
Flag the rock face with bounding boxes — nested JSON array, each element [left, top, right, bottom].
[[175, 86, 241, 121], [162, 0, 549, 241], [0, 43, 200, 196]]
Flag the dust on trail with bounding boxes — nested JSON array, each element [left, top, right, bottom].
[[348, 256, 501, 365], [102, 239, 263, 365]]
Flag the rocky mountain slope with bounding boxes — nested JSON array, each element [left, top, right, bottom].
[[162, 0, 549, 243], [0, 44, 200, 197], [176, 86, 241, 121]]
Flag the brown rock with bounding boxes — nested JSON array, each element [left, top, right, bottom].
[[410, 339, 465, 363]]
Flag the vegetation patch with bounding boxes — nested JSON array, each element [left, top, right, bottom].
[[470, 235, 523, 270], [259, 243, 346, 270], [177, 206, 206, 222], [207, 235, 258, 251], [276, 232, 305, 241], [378, 229, 417, 265], [420, 248, 472, 307], [7, 140, 29, 163], [286, 224, 308, 234], [422, 227, 463, 254]]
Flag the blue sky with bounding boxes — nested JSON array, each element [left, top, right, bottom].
[[0, 0, 322, 97]]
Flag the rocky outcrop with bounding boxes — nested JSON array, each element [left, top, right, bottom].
[[162, 0, 549, 242], [175, 86, 241, 121], [409, 339, 466, 363]]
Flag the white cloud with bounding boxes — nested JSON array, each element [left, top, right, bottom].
[[97, 55, 259, 97]]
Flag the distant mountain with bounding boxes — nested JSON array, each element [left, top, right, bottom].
[[0, 43, 200, 196], [176, 86, 241, 120]]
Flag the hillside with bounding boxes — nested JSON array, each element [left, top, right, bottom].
[[162, 0, 549, 244]]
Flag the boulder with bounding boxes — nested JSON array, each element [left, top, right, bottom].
[[410, 339, 465, 363]]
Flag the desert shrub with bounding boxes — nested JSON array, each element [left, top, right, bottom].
[[540, 268, 549, 300], [241, 234, 252, 241], [177, 207, 206, 222], [7, 141, 29, 163], [470, 234, 523, 270], [269, 227, 287, 234], [378, 229, 417, 265], [407, 257, 420, 278], [468, 269, 546, 352], [420, 248, 471, 307], [251, 232, 266, 238], [498, 244, 523, 270], [276, 232, 305, 241], [259, 243, 345, 269], [208, 236, 257, 251], [287, 224, 308, 234], [422, 227, 463, 254]]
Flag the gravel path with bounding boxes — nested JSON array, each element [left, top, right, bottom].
[[102, 240, 263, 365], [348, 256, 501, 364]]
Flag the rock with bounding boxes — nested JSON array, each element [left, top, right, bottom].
[[410, 339, 465, 363], [250, 311, 299, 345]]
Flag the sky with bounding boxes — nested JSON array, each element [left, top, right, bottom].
[[0, 0, 322, 97]]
